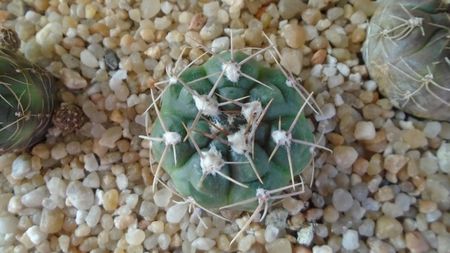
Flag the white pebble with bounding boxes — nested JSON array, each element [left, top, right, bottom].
[[280, 48, 303, 75], [265, 224, 279, 243], [99, 126, 122, 148], [21, 186, 48, 207], [84, 153, 99, 172], [166, 203, 188, 224], [66, 181, 95, 210], [312, 245, 333, 253], [80, 49, 99, 68], [203, 2, 220, 17], [211, 36, 230, 53], [126, 228, 146, 246], [116, 173, 128, 190], [354, 121, 376, 140], [423, 121, 441, 138], [46, 177, 66, 197], [363, 80, 377, 91], [11, 154, 32, 180], [437, 142, 450, 173], [141, 0, 160, 19], [83, 172, 100, 188], [192, 237, 216, 250], [327, 74, 344, 88], [61, 68, 88, 90], [332, 188, 354, 212], [158, 233, 171, 250], [315, 103, 336, 121], [0, 215, 19, 233], [336, 63, 350, 76], [85, 206, 101, 227], [342, 229, 360, 250], [297, 224, 314, 246], [153, 188, 172, 207], [25, 225, 46, 245], [36, 22, 63, 46]]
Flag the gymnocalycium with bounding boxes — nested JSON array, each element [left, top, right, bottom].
[[363, 0, 450, 121], [0, 27, 55, 153], [141, 34, 329, 244]]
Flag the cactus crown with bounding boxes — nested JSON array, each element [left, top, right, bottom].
[[141, 35, 329, 224]]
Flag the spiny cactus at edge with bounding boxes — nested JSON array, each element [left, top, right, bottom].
[[0, 27, 55, 154], [363, 0, 450, 121]]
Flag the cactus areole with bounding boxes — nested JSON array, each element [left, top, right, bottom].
[[0, 28, 55, 153], [146, 50, 316, 210], [363, 0, 450, 121]]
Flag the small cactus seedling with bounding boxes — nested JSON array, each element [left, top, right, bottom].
[[141, 35, 330, 243], [363, 0, 450, 121], [0, 27, 55, 153]]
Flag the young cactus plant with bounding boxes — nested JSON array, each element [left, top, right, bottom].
[[0, 27, 55, 153], [362, 0, 450, 121], [141, 36, 329, 219]]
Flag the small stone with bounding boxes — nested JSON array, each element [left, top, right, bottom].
[[66, 181, 95, 210], [36, 22, 63, 46], [126, 228, 146, 246], [21, 186, 48, 207], [61, 68, 87, 90], [297, 224, 314, 246], [103, 189, 119, 211], [239, 234, 255, 252], [166, 203, 188, 224], [354, 121, 376, 140], [384, 154, 408, 174], [367, 238, 396, 253], [189, 13, 207, 31], [104, 49, 119, 71], [192, 237, 216, 251], [332, 188, 354, 212], [203, 2, 220, 17], [333, 146, 358, 169], [312, 245, 332, 253], [376, 215, 403, 239], [358, 219, 375, 237], [153, 188, 172, 207], [40, 208, 64, 233], [25, 225, 46, 245], [0, 215, 19, 233], [311, 49, 327, 65], [283, 24, 306, 49], [85, 206, 101, 227], [83, 172, 100, 188], [342, 229, 359, 250], [80, 49, 98, 68], [423, 121, 441, 138], [99, 126, 122, 148], [278, 0, 305, 19], [405, 231, 429, 253], [402, 129, 428, 149], [315, 103, 336, 121], [211, 36, 230, 53], [158, 233, 170, 250], [141, 0, 160, 19], [265, 224, 279, 243], [266, 238, 292, 253], [436, 142, 450, 173], [280, 48, 303, 75], [11, 154, 32, 180]]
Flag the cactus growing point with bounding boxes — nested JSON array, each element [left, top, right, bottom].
[[0, 27, 55, 153], [363, 0, 450, 121]]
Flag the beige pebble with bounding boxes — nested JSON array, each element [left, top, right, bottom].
[[333, 146, 358, 169], [384, 154, 409, 174], [283, 24, 306, 49], [376, 215, 403, 239], [405, 231, 429, 253], [103, 189, 119, 211], [266, 238, 292, 253]]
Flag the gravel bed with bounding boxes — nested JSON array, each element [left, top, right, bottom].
[[0, 0, 449, 252]]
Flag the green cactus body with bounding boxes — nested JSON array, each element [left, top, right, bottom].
[[363, 0, 450, 121], [0, 30, 55, 153], [149, 51, 314, 210]]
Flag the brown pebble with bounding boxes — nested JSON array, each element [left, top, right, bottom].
[[189, 13, 207, 31], [353, 157, 369, 176], [326, 133, 344, 146], [311, 49, 327, 65], [384, 154, 409, 174], [402, 129, 428, 149], [418, 200, 437, 213], [405, 231, 429, 253]]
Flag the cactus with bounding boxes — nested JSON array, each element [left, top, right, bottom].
[[141, 35, 330, 222], [0, 27, 55, 153], [362, 0, 450, 121]]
